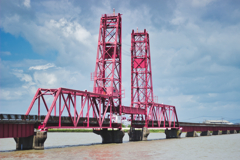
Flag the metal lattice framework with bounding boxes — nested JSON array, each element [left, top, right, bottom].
[[131, 29, 154, 110], [24, 14, 180, 130], [26, 88, 122, 129], [125, 29, 180, 128], [25, 13, 123, 130], [93, 13, 122, 115]]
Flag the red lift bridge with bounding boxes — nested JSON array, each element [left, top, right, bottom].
[[1, 12, 240, 141], [25, 12, 179, 130]]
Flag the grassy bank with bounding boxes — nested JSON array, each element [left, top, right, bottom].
[[48, 128, 165, 133], [122, 129, 165, 133], [149, 129, 165, 133]]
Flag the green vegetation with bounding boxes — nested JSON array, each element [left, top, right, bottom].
[[149, 129, 165, 133], [122, 129, 165, 133], [48, 128, 165, 133]]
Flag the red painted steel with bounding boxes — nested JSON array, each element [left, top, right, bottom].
[[93, 13, 122, 115], [25, 13, 123, 130], [25, 88, 122, 129], [2, 12, 240, 140], [125, 29, 180, 129], [0, 123, 34, 138], [1, 114, 239, 138], [131, 29, 154, 110]]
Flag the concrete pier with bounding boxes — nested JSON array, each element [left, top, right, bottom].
[[185, 131, 198, 137], [212, 130, 222, 135], [165, 129, 182, 138], [222, 130, 230, 134], [33, 131, 47, 150], [128, 127, 149, 141], [230, 130, 237, 134], [93, 129, 125, 143], [14, 131, 47, 150], [200, 130, 211, 136], [14, 135, 34, 150]]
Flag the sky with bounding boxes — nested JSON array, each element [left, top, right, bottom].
[[0, 0, 240, 123]]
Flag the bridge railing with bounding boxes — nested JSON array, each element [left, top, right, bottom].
[[0, 114, 40, 121]]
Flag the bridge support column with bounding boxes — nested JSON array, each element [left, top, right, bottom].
[[212, 130, 221, 135], [128, 127, 149, 141], [33, 131, 47, 150], [165, 129, 182, 138], [14, 131, 47, 150], [222, 130, 230, 134], [14, 135, 34, 150], [93, 129, 125, 143], [230, 130, 237, 134], [185, 131, 198, 137], [200, 130, 211, 136]]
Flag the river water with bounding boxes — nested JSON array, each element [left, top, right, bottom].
[[0, 132, 240, 159]]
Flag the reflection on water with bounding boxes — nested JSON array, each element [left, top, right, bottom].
[[1, 132, 240, 159]]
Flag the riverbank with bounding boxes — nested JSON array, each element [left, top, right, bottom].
[[48, 128, 165, 133]]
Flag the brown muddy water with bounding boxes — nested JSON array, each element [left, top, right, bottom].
[[0, 132, 240, 159]]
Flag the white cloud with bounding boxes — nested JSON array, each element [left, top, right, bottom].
[[32, 68, 84, 89], [23, 0, 31, 8], [0, 51, 11, 55], [0, 89, 11, 100], [47, 18, 92, 46], [191, 0, 216, 7], [33, 72, 57, 86], [29, 63, 55, 70], [171, 10, 186, 25], [12, 69, 36, 88], [1, 0, 240, 122], [0, 1, 95, 69], [12, 69, 32, 82]]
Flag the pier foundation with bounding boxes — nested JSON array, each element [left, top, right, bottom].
[[14, 135, 34, 150], [93, 129, 125, 143], [185, 131, 198, 137], [200, 130, 211, 136], [128, 127, 149, 141], [230, 130, 237, 134], [212, 130, 222, 135], [14, 131, 47, 150], [165, 129, 182, 138], [33, 131, 47, 150], [222, 130, 230, 134]]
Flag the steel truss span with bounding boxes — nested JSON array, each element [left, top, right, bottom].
[[26, 88, 121, 129], [125, 29, 180, 128], [25, 13, 123, 130], [24, 15, 180, 130]]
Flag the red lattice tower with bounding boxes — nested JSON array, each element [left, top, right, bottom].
[[93, 13, 122, 114], [131, 29, 154, 123], [127, 29, 180, 129]]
